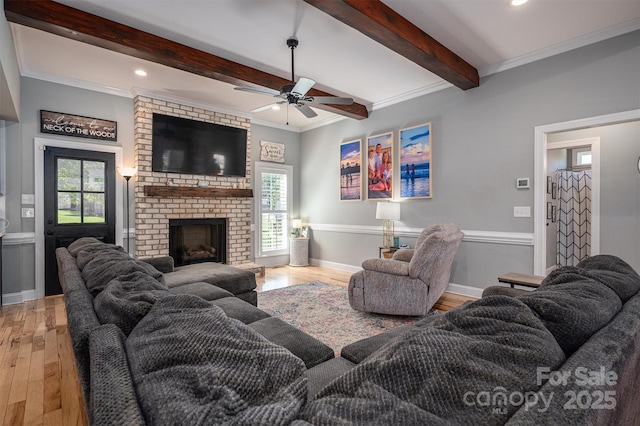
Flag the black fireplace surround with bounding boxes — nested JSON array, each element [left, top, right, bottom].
[[169, 218, 226, 266]]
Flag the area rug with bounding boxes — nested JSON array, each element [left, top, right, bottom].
[[257, 281, 437, 354]]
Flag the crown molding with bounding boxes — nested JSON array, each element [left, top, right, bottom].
[[479, 18, 640, 77]]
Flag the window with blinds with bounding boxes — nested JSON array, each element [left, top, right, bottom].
[[256, 163, 292, 257]]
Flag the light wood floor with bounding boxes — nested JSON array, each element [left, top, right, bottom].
[[0, 265, 476, 425]]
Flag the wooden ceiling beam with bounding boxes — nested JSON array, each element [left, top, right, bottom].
[[4, 0, 369, 120], [303, 0, 479, 90]]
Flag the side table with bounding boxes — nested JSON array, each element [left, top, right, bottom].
[[379, 246, 399, 259], [290, 238, 309, 266], [497, 272, 544, 289]]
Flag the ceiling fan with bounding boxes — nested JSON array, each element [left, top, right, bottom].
[[235, 37, 353, 119]]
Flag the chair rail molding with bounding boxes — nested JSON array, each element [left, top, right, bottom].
[[2, 232, 36, 245], [307, 223, 534, 246]]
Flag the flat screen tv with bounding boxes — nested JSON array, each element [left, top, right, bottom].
[[152, 113, 247, 177]]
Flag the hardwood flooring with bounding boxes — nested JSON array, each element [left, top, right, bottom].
[[0, 265, 476, 425]]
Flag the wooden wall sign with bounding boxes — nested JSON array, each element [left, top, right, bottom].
[[40, 110, 117, 142], [260, 140, 285, 163]]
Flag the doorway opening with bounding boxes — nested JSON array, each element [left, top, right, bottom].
[[545, 139, 598, 273], [533, 111, 640, 275]]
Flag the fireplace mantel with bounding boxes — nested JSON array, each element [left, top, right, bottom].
[[144, 185, 253, 198]]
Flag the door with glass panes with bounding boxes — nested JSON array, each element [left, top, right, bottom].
[[44, 147, 116, 295]]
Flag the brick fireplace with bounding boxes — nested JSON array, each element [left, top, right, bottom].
[[132, 96, 252, 265]]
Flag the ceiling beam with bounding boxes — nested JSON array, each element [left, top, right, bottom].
[[303, 0, 479, 90], [4, 0, 369, 120]]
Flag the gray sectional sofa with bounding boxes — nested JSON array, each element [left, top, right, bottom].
[[57, 237, 640, 425]]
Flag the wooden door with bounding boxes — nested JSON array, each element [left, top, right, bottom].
[[43, 147, 116, 295]]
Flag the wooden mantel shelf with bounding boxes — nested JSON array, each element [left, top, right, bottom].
[[144, 185, 253, 198]]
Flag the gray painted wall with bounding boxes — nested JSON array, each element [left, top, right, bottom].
[[300, 31, 640, 289]]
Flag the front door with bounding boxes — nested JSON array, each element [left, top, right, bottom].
[[43, 147, 116, 295]]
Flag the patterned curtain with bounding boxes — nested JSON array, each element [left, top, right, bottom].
[[556, 170, 591, 266]]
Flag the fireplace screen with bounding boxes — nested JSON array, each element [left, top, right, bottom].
[[169, 218, 226, 266]]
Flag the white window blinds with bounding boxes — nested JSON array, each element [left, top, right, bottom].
[[256, 163, 292, 257]]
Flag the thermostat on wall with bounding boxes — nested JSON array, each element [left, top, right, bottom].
[[516, 178, 530, 189]]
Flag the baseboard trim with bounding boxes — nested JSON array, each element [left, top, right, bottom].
[[2, 289, 37, 305], [446, 283, 484, 299], [309, 258, 362, 273]]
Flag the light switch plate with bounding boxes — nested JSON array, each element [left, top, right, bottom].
[[22, 194, 35, 204], [22, 207, 35, 218], [514, 206, 531, 217]]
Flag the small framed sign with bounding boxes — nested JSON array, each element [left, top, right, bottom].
[[40, 110, 117, 142], [260, 140, 285, 163]]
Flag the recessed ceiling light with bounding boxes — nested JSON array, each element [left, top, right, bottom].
[[272, 105, 281, 111], [134, 69, 147, 77], [509, 0, 529, 6]]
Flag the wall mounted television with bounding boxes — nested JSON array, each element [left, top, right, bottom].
[[151, 113, 247, 177]]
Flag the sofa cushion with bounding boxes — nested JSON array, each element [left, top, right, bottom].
[[249, 317, 335, 369], [209, 297, 271, 324], [306, 357, 356, 400], [520, 268, 622, 355], [164, 262, 256, 294], [576, 254, 640, 302], [56, 247, 101, 405], [139, 256, 175, 274], [80, 248, 165, 297], [298, 296, 566, 424], [89, 324, 145, 426], [67, 236, 122, 257], [126, 295, 307, 425], [234, 290, 258, 306], [169, 282, 234, 301], [93, 272, 173, 336], [341, 325, 415, 364]]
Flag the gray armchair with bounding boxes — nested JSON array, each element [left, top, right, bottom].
[[348, 223, 464, 316]]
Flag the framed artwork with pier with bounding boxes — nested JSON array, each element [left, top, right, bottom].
[[399, 122, 432, 199], [339, 139, 362, 201]]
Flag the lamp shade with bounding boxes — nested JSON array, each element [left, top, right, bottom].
[[376, 202, 400, 220], [292, 219, 302, 229], [117, 166, 137, 178]]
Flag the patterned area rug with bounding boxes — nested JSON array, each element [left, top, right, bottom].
[[257, 281, 436, 354]]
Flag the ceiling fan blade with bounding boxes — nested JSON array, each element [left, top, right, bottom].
[[291, 77, 316, 97], [295, 103, 318, 118], [308, 96, 354, 105], [235, 86, 276, 95], [251, 101, 285, 113]]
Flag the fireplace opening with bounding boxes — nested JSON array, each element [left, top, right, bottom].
[[169, 218, 226, 266]]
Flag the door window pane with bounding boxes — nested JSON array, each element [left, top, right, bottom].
[[83, 193, 105, 223], [57, 159, 81, 191], [56, 158, 107, 224], [58, 193, 81, 223], [83, 161, 105, 191]]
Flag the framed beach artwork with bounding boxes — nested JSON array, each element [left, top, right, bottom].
[[339, 139, 362, 201], [366, 132, 394, 200], [399, 122, 432, 199]]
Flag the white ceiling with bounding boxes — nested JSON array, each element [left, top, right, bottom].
[[9, 0, 640, 131]]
